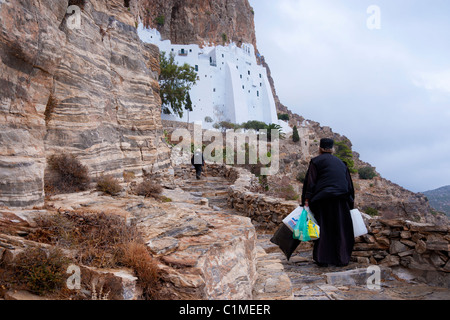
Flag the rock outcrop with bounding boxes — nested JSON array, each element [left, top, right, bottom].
[[0, 181, 261, 300], [0, 0, 171, 208], [139, 0, 257, 49], [274, 127, 443, 224], [0, 0, 67, 208]]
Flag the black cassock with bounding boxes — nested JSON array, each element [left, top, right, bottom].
[[301, 153, 355, 266]]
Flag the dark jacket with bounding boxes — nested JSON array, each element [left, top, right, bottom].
[[301, 153, 354, 207], [191, 152, 205, 167]]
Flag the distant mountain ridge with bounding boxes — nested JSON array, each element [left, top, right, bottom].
[[423, 185, 450, 217]]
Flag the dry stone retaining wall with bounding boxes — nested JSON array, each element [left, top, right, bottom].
[[207, 164, 299, 230], [208, 164, 450, 286]]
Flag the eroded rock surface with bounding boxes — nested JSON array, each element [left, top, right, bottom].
[[0, 0, 171, 208]]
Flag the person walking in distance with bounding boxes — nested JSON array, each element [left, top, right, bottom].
[[191, 148, 205, 180], [301, 138, 355, 267]]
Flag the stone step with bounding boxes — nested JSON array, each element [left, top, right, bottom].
[[177, 175, 296, 300], [175, 174, 450, 301]]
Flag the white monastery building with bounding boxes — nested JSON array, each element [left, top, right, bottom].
[[138, 24, 281, 130]]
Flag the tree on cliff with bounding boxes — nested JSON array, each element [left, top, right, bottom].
[[159, 52, 197, 118], [335, 140, 357, 173], [292, 125, 300, 142]]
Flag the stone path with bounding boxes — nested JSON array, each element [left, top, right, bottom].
[[177, 172, 450, 300]]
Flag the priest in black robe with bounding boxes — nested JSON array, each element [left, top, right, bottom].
[[301, 138, 355, 267]]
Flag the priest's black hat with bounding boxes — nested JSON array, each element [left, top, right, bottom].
[[320, 138, 334, 149]]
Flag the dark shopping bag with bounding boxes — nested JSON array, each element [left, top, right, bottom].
[[270, 223, 300, 261]]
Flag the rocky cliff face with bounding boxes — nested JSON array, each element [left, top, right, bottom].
[[0, 0, 171, 208], [139, 0, 257, 49]]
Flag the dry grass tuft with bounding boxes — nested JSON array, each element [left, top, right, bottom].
[[23, 211, 163, 299], [6, 247, 71, 296], [96, 174, 123, 196], [45, 153, 90, 195], [135, 180, 163, 198], [119, 242, 161, 300]]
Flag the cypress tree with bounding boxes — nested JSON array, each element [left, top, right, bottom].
[[292, 125, 300, 142]]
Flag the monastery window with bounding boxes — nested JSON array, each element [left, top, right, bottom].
[[240, 75, 242, 79], [213, 88, 216, 92], [248, 71, 250, 75], [195, 65, 198, 71], [259, 74, 262, 78], [257, 91, 259, 97], [222, 54, 224, 58], [242, 85, 245, 89]]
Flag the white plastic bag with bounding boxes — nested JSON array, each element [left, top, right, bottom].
[[350, 209, 368, 237], [283, 206, 303, 231]]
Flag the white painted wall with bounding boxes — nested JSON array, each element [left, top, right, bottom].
[[138, 24, 281, 130]]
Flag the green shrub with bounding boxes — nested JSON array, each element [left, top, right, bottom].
[[221, 33, 228, 44], [358, 166, 377, 180], [263, 123, 285, 141], [215, 121, 236, 132], [277, 113, 289, 121], [335, 140, 357, 173], [364, 207, 379, 217], [155, 15, 165, 26], [240, 120, 267, 131]]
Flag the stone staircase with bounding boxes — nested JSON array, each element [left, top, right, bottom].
[[175, 173, 293, 300], [176, 172, 450, 300]]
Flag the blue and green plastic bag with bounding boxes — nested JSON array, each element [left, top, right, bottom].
[[293, 208, 320, 241]]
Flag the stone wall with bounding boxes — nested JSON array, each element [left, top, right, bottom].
[[209, 164, 450, 286], [207, 164, 298, 230], [354, 217, 450, 287]]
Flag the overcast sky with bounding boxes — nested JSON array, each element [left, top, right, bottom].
[[249, 0, 450, 192]]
